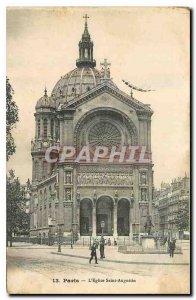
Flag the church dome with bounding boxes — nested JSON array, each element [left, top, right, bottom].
[[36, 88, 55, 109], [51, 67, 101, 102]]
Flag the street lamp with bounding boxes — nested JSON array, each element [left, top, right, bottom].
[[70, 228, 73, 249], [101, 221, 105, 237], [57, 223, 64, 252], [89, 226, 92, 249]]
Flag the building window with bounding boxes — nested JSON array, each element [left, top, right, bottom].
[[65, 171, 72, 184], [37, 119, 41, 138], [43, 161, 47, 179], [84, 48, 88, 58], [43, 118, 48, 139], [51, 119, 54, 139], [34, 161, 39, 180], [44, 188, 47, 202]]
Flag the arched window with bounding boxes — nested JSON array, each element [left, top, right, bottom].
[[43, 161, 47, 179], [43, 119, 48, 139], [44, 188, 47, 202], [84, 48, 88, 58], [37, 119, 41, 138], [40, 190, 43, 206], [34, 161, 39, 180], [51, 119, 54, 139]]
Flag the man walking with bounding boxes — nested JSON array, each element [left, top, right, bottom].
[[169, 239, 176, 257], [89, 242, 98, 264], [100, 237, 105, 259]]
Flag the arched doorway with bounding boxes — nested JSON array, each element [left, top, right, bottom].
[[80, 199, 92, 235], [117, 199, 130, 236], [96, 196, 114, 235]]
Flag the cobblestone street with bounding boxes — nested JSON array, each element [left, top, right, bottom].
[[7, 242, 190, 294]]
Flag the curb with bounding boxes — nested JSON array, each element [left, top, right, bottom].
[[51, 252, 189, 266]]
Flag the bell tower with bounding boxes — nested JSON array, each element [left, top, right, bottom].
[[76, 14, 96, 68], [31, 88, 58, 184]]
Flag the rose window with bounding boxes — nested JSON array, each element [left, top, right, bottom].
[[88, 122, 122, 148]]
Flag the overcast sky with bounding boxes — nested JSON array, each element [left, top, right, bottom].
[[7, 7, 190, 187]]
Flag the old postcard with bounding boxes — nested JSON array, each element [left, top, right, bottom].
[[6, 6, 190, 294]]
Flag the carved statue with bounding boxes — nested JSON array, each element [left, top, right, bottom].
[[141, 172, 147, 185], [76, 190, 80, 202], [66, 190, 71, 201], [31, 139, 35, 149], [93, 190, 97, 204], [144, 214, 154, 236], [141, 189, 147, 201]]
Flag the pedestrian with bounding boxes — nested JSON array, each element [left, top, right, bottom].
[[108, 238, 111, 246], [169, 239, 176, 257], [114, 238, 117, 246], [89, 242, 98, 264], [100, 238, 105, 259]]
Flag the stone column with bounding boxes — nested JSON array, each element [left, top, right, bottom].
[[113, 203, 118, 238], [35, 117, 38, 139], [92, 204, 96, 237], [40, 118, 43, 140], [58, 166, 64, 225], [72, 167, 77, 227], [47, 117, 51, 139], [147, 119, 151, 160], [129, 204, 133, 239], [53, 119, 56, 141], [59, 117, 64, 145]]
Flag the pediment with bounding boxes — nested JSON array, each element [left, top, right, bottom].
[[60, 81, 153, 116]]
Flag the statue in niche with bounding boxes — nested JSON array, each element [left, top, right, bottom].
[[77, 175, 81, 185], [141, 172, 147, 185], [93, 190, 97, 205], [76, 190, 80, 202], [66, 172, 71, 184], [66, 189, 71, 201], [114, 190, 118, 204], [130, 188, 134, 198], [141, 189, 146, 202]]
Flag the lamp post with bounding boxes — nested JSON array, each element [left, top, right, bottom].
[[57, 223, 64, 252], [70, 228, 73, 249], [101, 221, 105, 237], [89, 226, 92, 249]]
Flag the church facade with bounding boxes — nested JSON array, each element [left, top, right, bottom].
[[30, 16, 154, 241]]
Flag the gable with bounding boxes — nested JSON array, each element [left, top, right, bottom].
[[61, 81, 153, 115]]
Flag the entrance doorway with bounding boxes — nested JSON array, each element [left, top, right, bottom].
[[96, 196, 113, 235], [80, 199, 92, 235], [117, 199, 130, 236]]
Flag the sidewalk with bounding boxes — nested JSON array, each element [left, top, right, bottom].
[[9, 242, 189, 266], [51, 246, 189, 266]]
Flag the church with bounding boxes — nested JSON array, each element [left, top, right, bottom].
[[30, 15, 154, 242]]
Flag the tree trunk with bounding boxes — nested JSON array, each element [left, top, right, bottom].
[[10, 232, 12, 247]]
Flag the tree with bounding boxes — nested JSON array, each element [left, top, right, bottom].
[[174, 197, 189, 232], [6, 170, 30, 247], [6, 77, 19, 161]]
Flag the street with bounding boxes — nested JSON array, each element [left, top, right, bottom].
[[7, 242, 190, 294]]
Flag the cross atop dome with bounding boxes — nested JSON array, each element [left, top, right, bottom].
[[44, 86, 47, 97], [76, 14, 96, 68], [83, 14, 89, 28]]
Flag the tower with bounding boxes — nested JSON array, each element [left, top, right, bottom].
[[76, 14, 96, 68]]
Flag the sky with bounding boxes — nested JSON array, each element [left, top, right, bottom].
[[6, 7, 190, 187]]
